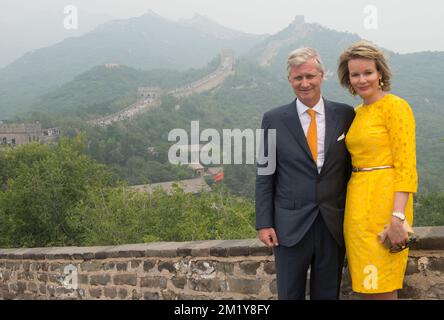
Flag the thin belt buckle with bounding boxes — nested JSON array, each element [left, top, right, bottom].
[[352, 165, 394, 172]]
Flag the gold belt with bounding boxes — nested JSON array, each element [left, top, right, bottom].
[[352, 165, 394, 172]]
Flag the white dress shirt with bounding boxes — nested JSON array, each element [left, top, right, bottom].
[[296, 97, 326, 173]]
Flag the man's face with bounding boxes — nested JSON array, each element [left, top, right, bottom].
[[288, 59, 324, 107]]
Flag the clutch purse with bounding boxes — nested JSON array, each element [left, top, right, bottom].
[[377, 220, 416, 253]]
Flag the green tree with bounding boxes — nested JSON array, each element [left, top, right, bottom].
[[0, 134, 113, 247], [414, 192, 444, 226]]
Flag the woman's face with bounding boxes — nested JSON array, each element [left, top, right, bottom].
[[348, 58, 382, 101]]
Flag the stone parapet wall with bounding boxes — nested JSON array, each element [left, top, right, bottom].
[[1, 226, 443, 300]]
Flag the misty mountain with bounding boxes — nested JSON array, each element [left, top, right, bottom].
[[179, 13, 268, 41], [0, 10, 264, 120], [0, 9, 114, 69]]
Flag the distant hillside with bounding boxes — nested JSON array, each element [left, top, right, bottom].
[[30, 56, 221, 120], [0, 11, 263, 120]]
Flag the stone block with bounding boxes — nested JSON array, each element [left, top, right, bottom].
[[55, 287, 73, 296], [428, 283, 444, 299], [189, 278, 227, 292], [171, 276, 187, 289], [249, 246, 273, 256], [104, 263, 115, 271], [161, 290, 178, 300], [118, 288, 128, 299], [177, 248, 192, 257], [13, 281, 27, 294], [228, 246, 249, 257], [130, 260, 140, 269], [90, 274, 111, 286], [264, 262, 275, 274], [0, 271, 11, 281], [23, 262, 30, 271], [209, 247, 228, 257], [80, 262, 102, 272], [78, 274, 89, 285], [140, 276, 167, 289], [18, 272, 35, 281], [116, 263, 128, 272], [89, 288, 102, 299], [216, 262, 234, 275], [50, 263, 62, 272], [48, 274, 61, 284], [37, 273, 49, 282], [405, 258, 419, 275], [429, 257, 444, 272], [104, 287, 117, 299], [227, 278, 262, 295], [39, 284, 46, 295], [239, 261, 260, 275], [47, 285, 56, 297], [27, 282, 38, 293], [143, 260, 156, 272], [113, 274, 137, 286], [192, 261, 215, 275], [158, 261, 176, 273], [30, 262, 42, 271], [143, 291, 159, 300], [131, 289, 142, 300], [398, 283, 421, 299]]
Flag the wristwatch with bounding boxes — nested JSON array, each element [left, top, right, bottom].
[[392, 211, 406, 221]]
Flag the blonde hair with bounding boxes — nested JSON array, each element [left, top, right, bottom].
[[287, 47, 324, 75], [338, 40, 391, 94]]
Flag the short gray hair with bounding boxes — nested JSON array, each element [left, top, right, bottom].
[[287, 47, 324, 75]]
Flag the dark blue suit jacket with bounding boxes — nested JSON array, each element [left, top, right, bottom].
[[255, 98, 355, 247]]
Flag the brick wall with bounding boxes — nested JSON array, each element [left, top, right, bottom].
[[1, 227, 443, 300]]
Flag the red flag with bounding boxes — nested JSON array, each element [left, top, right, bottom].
[[214, 171, 224, 182]]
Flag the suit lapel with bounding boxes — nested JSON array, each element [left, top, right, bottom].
[[281, 99, 315, 162], [323, 98, 340, 164]]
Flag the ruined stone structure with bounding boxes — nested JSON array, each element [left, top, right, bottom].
[[89, 87, 162, 127], [129, 177, 211, 195], [169, 51, 235, 98], [0, 123, 42, 147], [257, 15, 323, 67], [138, 87, 162, 103], [1, 226, 443, 300], [89, 51, 235, 127]]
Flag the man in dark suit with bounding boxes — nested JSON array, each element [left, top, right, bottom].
[[256, 48, 355, 300]]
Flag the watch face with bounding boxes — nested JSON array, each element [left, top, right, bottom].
[[393, 212, 405, 220]]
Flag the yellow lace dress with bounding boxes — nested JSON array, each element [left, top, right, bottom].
[[344, 94, 418, 293]]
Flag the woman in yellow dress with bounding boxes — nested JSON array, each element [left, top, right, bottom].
[[337, 41, 418, 299]]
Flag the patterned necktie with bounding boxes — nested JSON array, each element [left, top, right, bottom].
[[306, 109, 317, 162]]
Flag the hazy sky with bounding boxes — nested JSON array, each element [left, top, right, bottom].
[[1, 0, 443, 55]]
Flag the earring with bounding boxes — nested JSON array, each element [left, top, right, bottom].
[[379, 78, 384, 89], [349, 84, 356, 96]]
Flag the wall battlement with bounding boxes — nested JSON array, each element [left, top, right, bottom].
[[1, 226, 443, 300]]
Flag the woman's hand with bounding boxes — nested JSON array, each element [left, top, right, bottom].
[[386, 217, 409, 248]]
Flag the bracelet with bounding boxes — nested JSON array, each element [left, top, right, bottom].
[[392, 211, 406, 221]]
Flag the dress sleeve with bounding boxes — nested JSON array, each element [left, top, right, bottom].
[[385, 97, 418, 193]]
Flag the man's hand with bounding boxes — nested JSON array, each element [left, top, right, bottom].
[[258, 228, 279, 248]]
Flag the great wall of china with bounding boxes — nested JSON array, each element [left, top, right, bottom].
[[89, 51, 235, 127]]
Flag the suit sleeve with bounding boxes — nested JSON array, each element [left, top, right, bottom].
[[255, 113, 276, 230], [345, 107, 356, 181]]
